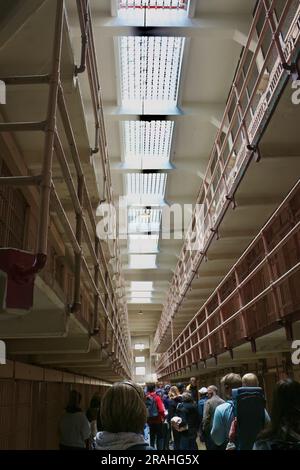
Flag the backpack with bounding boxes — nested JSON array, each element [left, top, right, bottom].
[[231, 387, 266, 450], [146, 395, 159, 419]]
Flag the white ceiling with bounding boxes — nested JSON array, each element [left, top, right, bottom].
[[72, 0, 257, 336], [64, 0, 258, 336]]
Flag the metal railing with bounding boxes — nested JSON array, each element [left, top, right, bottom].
[[0, 0, 131, 378], [75, 0, 130, 350], [154, 0, 300, 353], [156, 178, 300, 379]]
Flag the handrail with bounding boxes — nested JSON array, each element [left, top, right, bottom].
[[0, 0, 132, 378], [56, 78, 131, 373], [156, 179, 300, 377], [154, 0, 300, 353], [75, 0, 130, 353]]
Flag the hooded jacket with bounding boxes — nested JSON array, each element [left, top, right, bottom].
[[95, 431, 148, 450]]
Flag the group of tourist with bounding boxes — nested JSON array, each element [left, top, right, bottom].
[[58, 375, 300, 451]]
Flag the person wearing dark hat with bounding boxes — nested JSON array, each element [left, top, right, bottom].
[[176, 383, 185, 394]]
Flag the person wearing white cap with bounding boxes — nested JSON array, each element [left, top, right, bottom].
[[197, 387, 208, 442]]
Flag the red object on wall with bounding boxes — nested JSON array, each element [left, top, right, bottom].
[[0, 249, 40, 310]]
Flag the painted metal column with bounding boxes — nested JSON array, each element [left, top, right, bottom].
[[37, 0, 64, 257]]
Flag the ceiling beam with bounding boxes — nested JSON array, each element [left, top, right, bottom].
[[6, 336, 90, 355], [110, 163, 174, 173], [32, 350, 104, 365], [128, 304, 161, 313], [85, 15, 251, 39], [124, 271, 173, 282], [101, 101, 225, 121]]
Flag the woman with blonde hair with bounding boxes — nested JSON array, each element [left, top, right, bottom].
[[169, 385, 180, 399], [95, 381, 153, 450]]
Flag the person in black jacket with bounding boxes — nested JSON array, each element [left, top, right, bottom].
[[175, 392, 200, 450], [168, 386, 182, 450]]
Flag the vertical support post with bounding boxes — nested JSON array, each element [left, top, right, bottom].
[[104, 270, 111, 349], [104, 270, 109, 313], [104, 317, 108, 348], [234, 268, 249, 339], [37, 0, 64, 256], [263, 0, 286, 65], [205, 306, 213, 356], [189, 326, 195, 364], [261, 230, 282, 321], [75, 0, 89, 75], [233, 83, 251, 148], [93, 237, 100, 332], [195, 317, 203, 362], [23, 205, 31, 250], [72, 176, 84, 313], [217, 290, 228, 350]]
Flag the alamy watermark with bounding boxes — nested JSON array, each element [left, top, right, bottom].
[[291, 340, 300, 365], [291, 80, 300, 105], [96, 199, 205, 251], [0, 80, 6, 105], [0, 340, 6, 365]]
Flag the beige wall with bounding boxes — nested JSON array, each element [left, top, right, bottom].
[[0, 360, 109, 450], [132, 335, 156, 384]]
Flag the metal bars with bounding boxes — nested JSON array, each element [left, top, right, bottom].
[[156, 179, 300, 379], [0, 0, 131, 378], [154, 0, 300, 352]]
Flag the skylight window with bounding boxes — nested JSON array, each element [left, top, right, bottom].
[[135, 356, 145, 363], [129, 281, 153, 303], [119, 1, 188, 9], [135, 367, 146, 376], [126, 173, 167, 206], [128, 234, 159, 253], [128, 207, 162, 234], [131, 291, 153, 298], [128, 291, 152, 302], [131, 281, 154, 291], [129, 254, 157, 269], [129, 298, 152, 303], [119, 36, 185, 111], [122, 121, 174, 168]]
